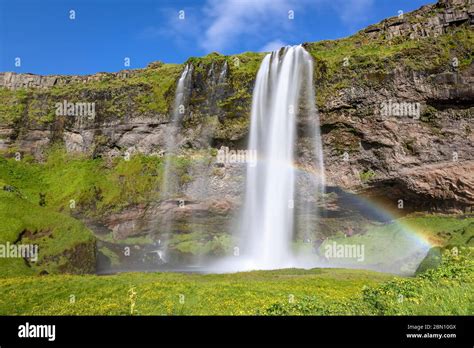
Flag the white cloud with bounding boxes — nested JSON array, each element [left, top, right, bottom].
[[259, 40, 287, 52], [200, 0, 296, 52], [199, 0, 374, 52], [140, 0, 375, 53]]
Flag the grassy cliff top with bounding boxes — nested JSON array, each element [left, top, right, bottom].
[[0, 0, 472, 123]]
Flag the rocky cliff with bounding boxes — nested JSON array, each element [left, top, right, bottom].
[[0, 0, 473, 249]]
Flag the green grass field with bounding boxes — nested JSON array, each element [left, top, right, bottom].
[[0, 246, 472, 316], [0, 268, 389, 315]]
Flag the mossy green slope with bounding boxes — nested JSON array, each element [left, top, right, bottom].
[[0, 190, 95, 276]]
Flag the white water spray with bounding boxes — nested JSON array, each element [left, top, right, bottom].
[[229, 45, 325, 271], [157, 64, 193, 263], [161, 64, 193, 197]]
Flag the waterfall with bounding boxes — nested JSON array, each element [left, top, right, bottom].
[[157, 64, 193, 263], [161, 64, 193, 198], [218, 61, 228, 84], [233, 45, 325, 271]]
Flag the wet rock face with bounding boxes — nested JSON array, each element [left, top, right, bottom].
[[103, 197, 238, 240], [0, 0, 472, 223], [359, 160, 474, 213], [319, 60, 473, 212], [100, 161, 244, 240]]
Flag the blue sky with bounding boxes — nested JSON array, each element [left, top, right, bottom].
[[0, 0, 433, 75]]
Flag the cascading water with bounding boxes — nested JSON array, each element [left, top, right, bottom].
[[161, 64, 193, 197], [218, 61, 228, 84], [220, 45, 325, 271], [157, 64, 193, 263]]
